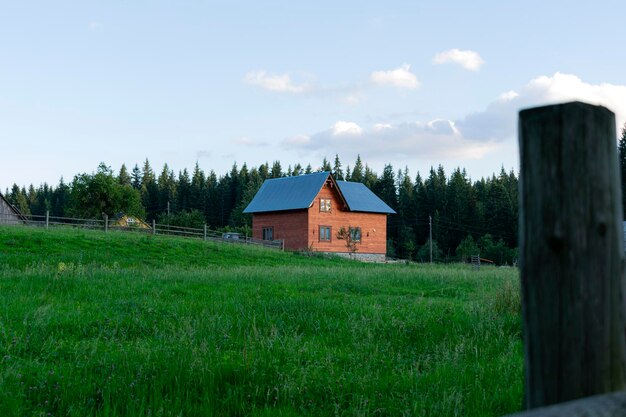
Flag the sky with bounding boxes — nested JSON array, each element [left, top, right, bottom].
[[2, 0, 626, 191]]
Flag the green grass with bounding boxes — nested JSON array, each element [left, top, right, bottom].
[[0, 226, 523, 416]]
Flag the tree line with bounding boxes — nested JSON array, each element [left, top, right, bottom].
[[4, 155, 519, 264]]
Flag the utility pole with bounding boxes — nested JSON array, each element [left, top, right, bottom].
[[429, 215, 433, 263], [167, 201, 170, 216]]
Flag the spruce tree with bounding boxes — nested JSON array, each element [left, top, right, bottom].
[[118, 164, 131, 186], [333, 154, 344, 180], [320, 158, 332, 173], [131, 164, 142, 189], [351, 155, 364, 182]]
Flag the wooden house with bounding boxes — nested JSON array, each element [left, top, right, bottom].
[[0, 192, 26, 225], [243, 172, 395, 261]]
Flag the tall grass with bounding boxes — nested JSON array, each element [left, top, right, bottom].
[[0, 226, 522, 416]]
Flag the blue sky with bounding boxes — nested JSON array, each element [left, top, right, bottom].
[[2, 1, 626, 190]]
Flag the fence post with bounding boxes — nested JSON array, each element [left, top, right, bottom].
[[152, 219, 156, 235], [45, 210, 49, 230], [104, 214, 108, 233], [204, 224, 207, 241], [518, 101, 626, 410]]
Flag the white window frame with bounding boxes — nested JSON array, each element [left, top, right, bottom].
[[319, 198, 331, 212]]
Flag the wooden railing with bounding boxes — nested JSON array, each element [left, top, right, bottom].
[[0, 212, 284, 250]]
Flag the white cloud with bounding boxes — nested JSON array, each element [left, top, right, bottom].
[[343, 93, 363, 105], [88, 21, 103, 30], [370, 64, 420, 89], [244, 71, 311, 94], [282, 134, 311, 147], [332, 121, 363, 136], [432, 49, 485, 71], [456, 72, 626, 142], [283, 118, 495, 164], [499, 90, 519, 102], [373, 123, 392, 131], [282, 72, 626, 177], [232, 137, 269, 147]]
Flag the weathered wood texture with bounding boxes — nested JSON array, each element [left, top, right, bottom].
[[505, 391, 626, 417], [518, 101, 626, 409], [0, 193, 23, 225]]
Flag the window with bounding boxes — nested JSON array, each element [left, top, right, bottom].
[[262, 227, 274, 241], [319, 198, 331, 212], [319, 226, 331, 242], [349, 227, 361, 242]]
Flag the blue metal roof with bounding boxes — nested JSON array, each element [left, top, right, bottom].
[[336, 181, 396, 214], [243, 171, 330, 213], [244, 172, 396, 215]]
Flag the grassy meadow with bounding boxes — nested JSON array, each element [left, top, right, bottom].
[[0, 226, 523, 416]]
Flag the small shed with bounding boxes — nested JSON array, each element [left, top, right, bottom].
[[0, 192, 26, 225], [243, 172, 395, 261], [110, 213, 151, 229]]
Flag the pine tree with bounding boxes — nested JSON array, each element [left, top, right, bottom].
[[141, 159, 155, 185], [292, 163, 303, 176], [190, 162, 206, 211], [118, 164, 131, 186], [258, 163, 270, 180], [320, 157, 332, 173], [333, 154, 344, 180], [157, 164, 176, 215], [204, 170, 220, 228], [131, 164, 142, 189], [270, 161, 283, 178], [351, 155, 364, 183], [397, 167, 417, 259], [363, 165, 377, 190], [446, 167, 474, 252], [140, 160, 158, 220], [177, 168, 191, 212]]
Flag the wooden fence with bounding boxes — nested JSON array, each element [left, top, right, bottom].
[[0, 212, 284, 250], [504, 101, 626, 416]]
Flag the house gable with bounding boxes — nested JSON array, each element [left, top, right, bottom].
[[308, 182, 387, 254]]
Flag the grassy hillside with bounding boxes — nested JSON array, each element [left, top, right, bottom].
[[0, 226, 523, 417]]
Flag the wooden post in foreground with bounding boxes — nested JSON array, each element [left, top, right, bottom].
[[519, 101, 626, 410]]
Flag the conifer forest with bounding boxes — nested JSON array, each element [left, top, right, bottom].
[[4, 153, 524, 264]]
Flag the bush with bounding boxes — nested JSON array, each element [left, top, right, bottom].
[[157, 210, 205, 229], [416, 239, 443, 262], [456, 235, 479, 262], [479, 234, 516, 265]]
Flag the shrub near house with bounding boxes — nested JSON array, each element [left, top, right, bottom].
[[243, 172, 395, 260]]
